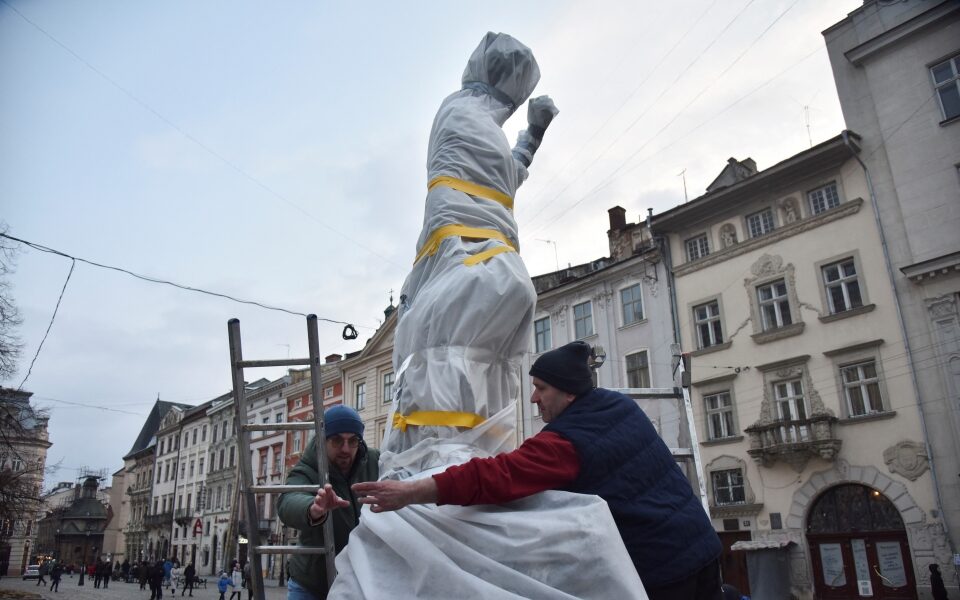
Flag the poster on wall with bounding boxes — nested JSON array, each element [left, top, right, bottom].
[[851, 539, 873, 597], [819, 543, 847, 587], [876, 541, 907, 587]]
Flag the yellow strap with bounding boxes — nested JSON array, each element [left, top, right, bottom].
[[428, 175, 514, 211], [392, 410, 486, 431], [463, 245, 514, 266], [414, 224, 516, 264]]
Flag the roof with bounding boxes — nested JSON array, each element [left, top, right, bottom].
[[123, 399, 191, 459], [730, 540, 795, 552]]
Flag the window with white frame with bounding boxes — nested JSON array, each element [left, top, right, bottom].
[[757, 280, 792, 330], [711, 469, 745, 505], [931, 53, 960, 121], [694, 301, 723, 348], [808, 181, 840, 215], [355, 382, 366, 410], [383, 372, 395, 403], [822, 259, 863, 314], [685, 234, 710, 261], [534, 316, 551, 353], [746, 208, 775, 238], [324, 386, 334, 399], [841, 360, 883, 417], [573, 301, 594, 339], [625, 351, 650, 388], [620, 283, 644, 325], [294, 398, 302, 409], [704, 391, 736, 439], [293, 431, 302, 453], [774, 379, 809, 442]]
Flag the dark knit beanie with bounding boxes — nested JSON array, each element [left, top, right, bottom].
[[324, 405, 365, 438], [529, 341, 594, 396]]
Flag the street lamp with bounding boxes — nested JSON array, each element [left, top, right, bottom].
[[78, 531, 90, 586]]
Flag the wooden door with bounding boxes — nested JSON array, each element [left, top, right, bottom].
[[809, 533, 916, 599], [718, 531, 751, 596]]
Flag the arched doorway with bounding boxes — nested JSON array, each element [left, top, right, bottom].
[[807, 484, 916, 599]]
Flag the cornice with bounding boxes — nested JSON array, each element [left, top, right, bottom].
[[845, 2, 959, 66], [673, 199, 863, 277]]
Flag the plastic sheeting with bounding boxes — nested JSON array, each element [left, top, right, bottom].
[[329, 32, 647, 599]]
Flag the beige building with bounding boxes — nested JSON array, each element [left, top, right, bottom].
[[652, 135, 949, 598], [102, 467, 127, 563], [824, 1, 960, 580], [0, 388, 51, 575], [343, 307, 397, 448]]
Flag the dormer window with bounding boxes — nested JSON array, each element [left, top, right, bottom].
[[746, 209, 775, 238], [808, 182, 840, 215], [685, 234, 710, 261]]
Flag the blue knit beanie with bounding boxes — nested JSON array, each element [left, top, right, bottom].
[[324, 405, 364, 438], [529, 341, 594, 396]]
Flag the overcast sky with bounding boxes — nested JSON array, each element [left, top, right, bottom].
[[1, 0, 862, 490]]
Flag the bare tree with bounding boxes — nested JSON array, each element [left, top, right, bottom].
[[0, 389, 50, 542], [0, 224, 22, 382]]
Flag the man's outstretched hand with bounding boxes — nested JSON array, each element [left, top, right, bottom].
[[352, 478, 438, 513], [308, 483, 350, 522]]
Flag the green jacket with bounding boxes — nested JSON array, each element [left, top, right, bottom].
[[277, 435, 379, 599]]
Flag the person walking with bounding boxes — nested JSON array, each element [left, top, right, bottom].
[[181, 562, 195, 597], [930, 564, 950, 600], [102, 559, 112, 588], [217, 571, 234, 600], [243, 561, 253, 600], [139, 560, 149, 589], [170, 561, 182, 595], [36, 561, 48, 586], [229, 564, 243, 599], [49, 563, 62, 593], [149, 559, 165, 600], [93, 559, 102, 588]]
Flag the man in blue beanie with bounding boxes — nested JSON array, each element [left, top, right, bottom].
[[354, 341, 723, 599], [276, 405, 379, 600]]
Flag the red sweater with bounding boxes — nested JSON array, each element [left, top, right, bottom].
[[433, 431, 580, 505]]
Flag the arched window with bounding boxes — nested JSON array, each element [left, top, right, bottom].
[[807, 484, 903, 534]]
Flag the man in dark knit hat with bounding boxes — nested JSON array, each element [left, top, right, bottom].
[[353, 341, 723, 600], [277, 405, 379, 600]]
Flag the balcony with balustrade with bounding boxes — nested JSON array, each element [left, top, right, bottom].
[[744, 414, 841, 471]]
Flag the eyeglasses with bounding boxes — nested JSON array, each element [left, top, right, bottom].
[[327, 435, 361, 449]]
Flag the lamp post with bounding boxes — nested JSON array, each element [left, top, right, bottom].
[[78, 532, 90, 586]]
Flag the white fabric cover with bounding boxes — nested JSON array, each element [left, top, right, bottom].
[[330, 32, 647, 599]]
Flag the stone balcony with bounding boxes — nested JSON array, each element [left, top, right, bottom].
[[745, 415, 841, 471], [144, 511, 173, 528]]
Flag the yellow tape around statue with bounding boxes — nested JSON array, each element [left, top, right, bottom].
[[392, 410, 486, 432], [414, 224, 515, 264], [428, 175, 513, 211]]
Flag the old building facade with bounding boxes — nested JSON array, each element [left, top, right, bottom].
[[343, 308, 397, 449], [653, 136, 949, 598]]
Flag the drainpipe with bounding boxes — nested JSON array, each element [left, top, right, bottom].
[[842, 130, 951, 549]]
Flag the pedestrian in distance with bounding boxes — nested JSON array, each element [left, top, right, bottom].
[[218, 571, 234, 600], [93, 559, 101, 588], [36, 561, 48, 586], [242, 561, 253, 600], [181, 562, 195, 597], [930, 564, 949, 600], [103, 559, 112, 588], [353, 341, 725, 600], [277, 405, 380, 600], [49, 563, 62, 593], [139, 560, 149, 589], [229, 563, 243, 600], [163, 557, 173, 588], [171, 561, 182, 595], [149, 559, 165, 600]]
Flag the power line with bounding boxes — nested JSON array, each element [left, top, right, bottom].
[[33, 395, 149, 417], [0, 232, 370, 329], [18, 258, 74, 390], [0, 0, 404, 271]]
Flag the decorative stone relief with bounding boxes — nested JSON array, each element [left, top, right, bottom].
[[926, 294, 957, 320], [883, 440, 929, 481], [648, 278, 659, 298], [780, 196, 799, 224], [550, 305, 567, 328], [592, 290, 612, 309], [719, 223, 738, 248], [744, 254, 801, 336]]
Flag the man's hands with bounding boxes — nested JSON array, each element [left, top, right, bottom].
[[527, 95, 558, 131], [352, 478, 438, 513], [308, 483, 350, 523]]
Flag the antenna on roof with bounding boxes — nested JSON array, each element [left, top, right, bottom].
[[677, 169, 688, 202]]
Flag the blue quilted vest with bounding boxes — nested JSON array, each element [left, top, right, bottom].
[[544, 387, 721, 588]]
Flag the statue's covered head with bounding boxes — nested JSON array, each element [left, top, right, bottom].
[[462, 32, 541, 116]]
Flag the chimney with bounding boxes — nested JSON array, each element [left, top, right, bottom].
[[608, 206, 627, 231], [325, 354, 342, 364]]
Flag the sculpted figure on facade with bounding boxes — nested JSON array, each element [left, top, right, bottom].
[[719, 223, 737, 248], [780, 197, 799, 224]]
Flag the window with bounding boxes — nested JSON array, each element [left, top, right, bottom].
[[198, 458, 204, 475], [219, 449, 225, 470], [259, 452, 268, 477], [229, 446, 235, 467], [620, 284, 644, 325], [694, 301, 723, 349], [187, 493, 192, 511], [293, 432, 301, 453], [157, 466, 162, 484], [573, 301, 594, 339], [808, 181, 840, 215], [221, 421, 228, 440], [822, 259, 862, 314], [383, 372, 395, 404], [188, 460, 195, 478], [159, 439, 164, 455], [180, 462, 186, 479], [704, 392, 736, 439], [272, 449, 282, 474], [746, 208, 775, 238], [757, 280, 791, 330], [534, 317, 552, 353], [841, 361, 883, 417], [226, 483, 232, 508], [212, 424, 218, 444], [711, 469, 745, 505], [215, 487, 223, 510], [355, 382, 366, 410], [774, 379, 809, 442], [275, 413, 283, 423], [685, 234, 710, 261], [324, 387, 334, 399], [201, 425, 207, 442], [931, 53, 960, 121], [10, 457, 22, 471], [192, 429, 198, 445], [294, 398, 302, 409], [625, 351, 650, 388]]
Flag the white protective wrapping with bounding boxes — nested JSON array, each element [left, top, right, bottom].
[[330, 32, 647, 599]]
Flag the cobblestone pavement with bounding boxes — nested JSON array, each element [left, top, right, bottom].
[[0, 576, 289, 600]]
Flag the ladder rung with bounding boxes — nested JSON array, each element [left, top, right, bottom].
[[249, 485, 318, 494], [253, 545, 327, 555], [237, 358, 311, 368], [243, 422, 316, 432], [670, 448, 694, 458]]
